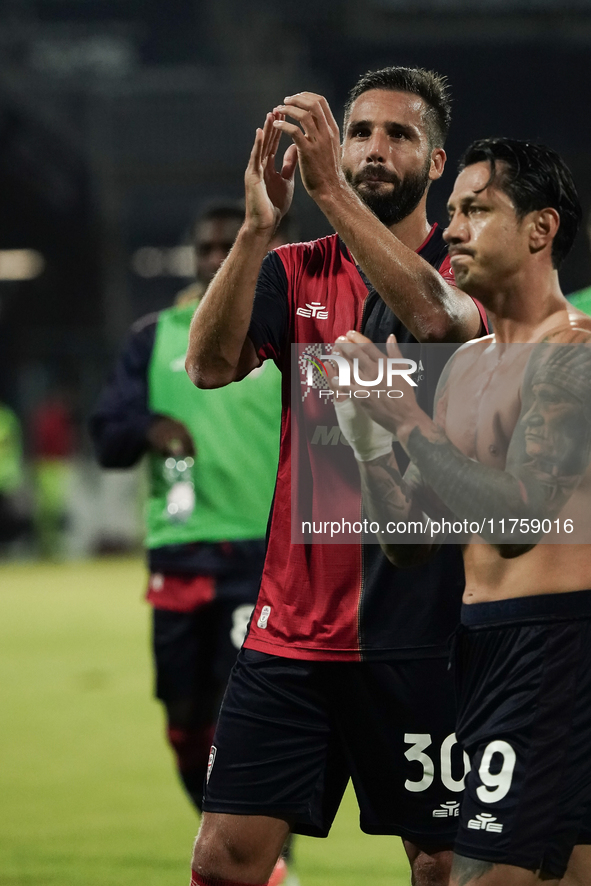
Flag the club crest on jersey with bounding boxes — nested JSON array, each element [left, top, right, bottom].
[[296, 301, 328, 319], [467, 813, 503, 833], [257, 605, 271, 629], [206, 745, 217, 783]]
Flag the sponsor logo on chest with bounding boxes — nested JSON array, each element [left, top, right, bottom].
[[296, 301, 328, 320]]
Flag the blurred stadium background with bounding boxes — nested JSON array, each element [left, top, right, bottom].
[[0, 558, 411, 885], [1, 0, 591, 881]]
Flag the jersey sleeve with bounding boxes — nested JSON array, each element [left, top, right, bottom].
[[472, 299, 489, 335], [438, 254, 456, 288], [89, 315, 158, 468], [248, 251, 289, 363]]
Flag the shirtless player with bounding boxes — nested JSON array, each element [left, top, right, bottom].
[[334, 137, 591, 885]]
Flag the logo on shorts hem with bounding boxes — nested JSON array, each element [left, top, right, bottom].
[[432, 801, 460, 818], [257, 605, 271, 629], [206, 745, 217, 783], [467, 813, 503, 833]]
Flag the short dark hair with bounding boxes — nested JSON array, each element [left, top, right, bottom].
[[343, 66, 452, 148], [191, 200, 244, 241], [458, 138, 582, 269]]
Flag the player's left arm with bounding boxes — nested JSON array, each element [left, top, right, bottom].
[[391, 342, 591, 553], [272, 92, 481, 343], [503, 341, 591, 516]]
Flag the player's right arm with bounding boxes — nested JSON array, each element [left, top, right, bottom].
[[376, 337, 591, 554], [334, 343, 454, 566], [185, 114, 298, 389]]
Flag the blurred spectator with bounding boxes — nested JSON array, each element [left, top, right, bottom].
[[89, 202, 296, 883], [0, 401, 32, 550], [174, 205, 296, 307], [31, 394, 76, 459], [174, 204, 245, 306], [30, 390, 76, 558]]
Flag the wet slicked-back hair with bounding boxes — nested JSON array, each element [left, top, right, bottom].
[[459, 138, 582, 269], [343, 66, 452, 148]]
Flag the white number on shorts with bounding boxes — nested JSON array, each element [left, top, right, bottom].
[[230, 604, 255, 650], [404, 734, 435, 792], [440, 733, 470, 793], [476, 740, 516, 803], [404, 733, 470, 793]]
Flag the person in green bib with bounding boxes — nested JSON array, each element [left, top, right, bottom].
[[90, 202, 287, 835]]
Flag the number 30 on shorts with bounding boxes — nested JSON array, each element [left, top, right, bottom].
[[404, 733, 470, 793], [403, 734, 517, 803]]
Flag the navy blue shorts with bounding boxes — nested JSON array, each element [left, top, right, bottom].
[[152, 599, 255, 727], [454, 590, 591, 878], [203, 649, 463, 843]]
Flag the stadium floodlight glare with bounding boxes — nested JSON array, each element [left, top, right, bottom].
[[0, 249, 45, 281], [166, 246, 195, 277], [131, 246, 196, 278]]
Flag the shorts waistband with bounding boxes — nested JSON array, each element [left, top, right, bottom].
[[461, 588, 591, 627]]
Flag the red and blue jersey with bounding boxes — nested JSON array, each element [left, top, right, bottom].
[[245, 225, 487, 661]]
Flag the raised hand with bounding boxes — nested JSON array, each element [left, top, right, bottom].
[[245, 112, 298, 235], [273, 93, 345, 201], [331, 331, 421, 440]]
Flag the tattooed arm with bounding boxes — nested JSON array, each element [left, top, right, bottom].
[[393, 342, 591, 553], [332, 383, 435, 564], [359, 456, 445, 566]]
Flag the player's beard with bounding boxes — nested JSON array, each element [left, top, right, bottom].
[[344, 160, 431, 226]]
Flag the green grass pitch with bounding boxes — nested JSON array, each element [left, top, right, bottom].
[[0, 558, 411, 885]]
